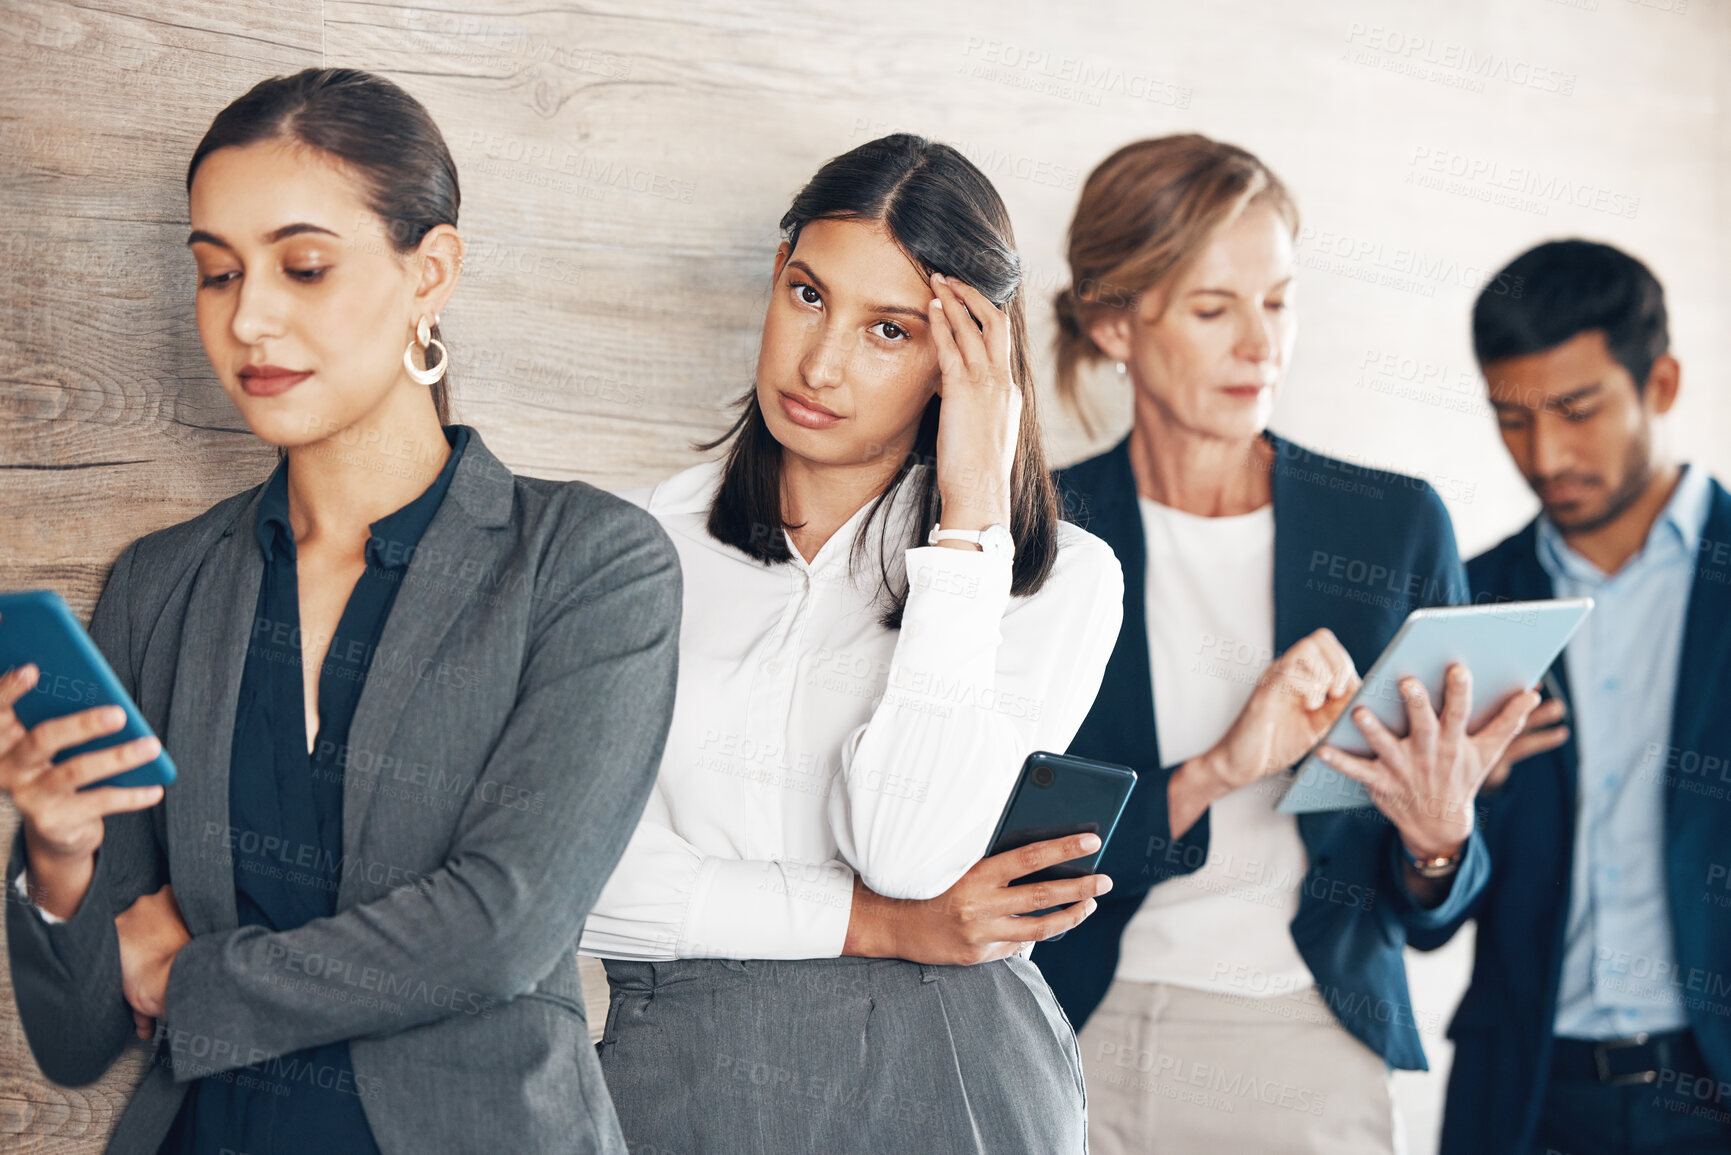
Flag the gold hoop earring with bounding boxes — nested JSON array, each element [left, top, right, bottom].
[[404, 315, 448, 386]]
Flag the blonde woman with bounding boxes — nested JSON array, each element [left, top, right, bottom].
[[1031, 135, 1539, 1153]]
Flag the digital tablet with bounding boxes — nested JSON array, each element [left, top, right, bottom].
[[1276, 597, 1592, 814], [985, 751, 1137, 916], [0, 589, 177, 789]]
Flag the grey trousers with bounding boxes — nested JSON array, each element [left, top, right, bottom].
[[598, 955, 1088, 1155]]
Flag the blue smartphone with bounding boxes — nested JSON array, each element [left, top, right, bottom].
[[984, 751, 1137, 916], [0, 590, 177, 789]]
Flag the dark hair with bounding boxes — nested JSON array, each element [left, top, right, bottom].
[[187, 68, 461, 421], [1472, 239, 1669, 393], [703, 133, 1059, 628]]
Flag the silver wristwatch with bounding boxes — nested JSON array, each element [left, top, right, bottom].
[[927, 522, 1014, 561]]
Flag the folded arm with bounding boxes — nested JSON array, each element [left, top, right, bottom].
[[828, 537, 1123, 900], [159, 514, 681, 1080]]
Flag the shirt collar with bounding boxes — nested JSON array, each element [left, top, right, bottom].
[[254, 425, 470, 567], [1536, 462, 1710, 582]]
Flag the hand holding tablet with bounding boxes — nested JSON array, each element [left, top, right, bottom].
[[1278, 598, 1593, 821]]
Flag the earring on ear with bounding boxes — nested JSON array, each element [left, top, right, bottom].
[[1115, 361, 1127, 376], [403, 315, 448, 386]]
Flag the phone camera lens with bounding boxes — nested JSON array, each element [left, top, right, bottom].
[[1031, 764, 1055, 788]]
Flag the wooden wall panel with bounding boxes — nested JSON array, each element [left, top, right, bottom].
[[2, 1, 1728, 1150], [0, 3, 323, 1145]]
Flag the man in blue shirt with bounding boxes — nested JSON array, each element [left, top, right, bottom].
[[1420, 239, 1731, 1155]]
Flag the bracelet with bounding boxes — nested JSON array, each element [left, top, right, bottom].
[[1400, 842, 1463, 878]]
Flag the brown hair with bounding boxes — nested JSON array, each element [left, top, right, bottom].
[[189, 68, 460, 423], [702, 133, 1058, 629], [1053, 134, 1298, 434]]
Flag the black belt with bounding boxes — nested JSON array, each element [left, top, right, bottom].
[[1550, 1030, 1708, 1087]]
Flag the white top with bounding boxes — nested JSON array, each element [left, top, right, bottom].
[[580, 460, 1125, 961], [1113, 496, 1315, 996]]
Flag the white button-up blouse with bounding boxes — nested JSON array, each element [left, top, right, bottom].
[[580, 459, 1124, 961]]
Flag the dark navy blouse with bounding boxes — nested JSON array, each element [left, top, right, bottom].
[[159, 426, 469, 1155]]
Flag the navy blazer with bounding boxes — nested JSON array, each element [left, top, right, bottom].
[[1421, 478, 1731, 1155], [1032, 433, 1487, 1070]]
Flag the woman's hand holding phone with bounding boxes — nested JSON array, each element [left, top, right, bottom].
[[927, 273, 1018, 536], [843, 832, 1112, 965], [0, 662, 167, 919]]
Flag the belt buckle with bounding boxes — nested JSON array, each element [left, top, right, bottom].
[[1593, 1033, 1658, 1086]]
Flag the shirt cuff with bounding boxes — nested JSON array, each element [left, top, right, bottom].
[[13, 868, 67, 925], [1392, 828, 1489, 929], [677, 857, 854, 959]]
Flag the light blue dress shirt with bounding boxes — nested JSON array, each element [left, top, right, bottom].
[[1539, 463, 1712, 1039]]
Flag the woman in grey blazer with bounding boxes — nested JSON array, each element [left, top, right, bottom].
[[0, 69, 679, 1154]]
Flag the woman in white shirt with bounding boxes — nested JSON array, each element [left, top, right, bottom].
[[582, 134, 1124, 1154]]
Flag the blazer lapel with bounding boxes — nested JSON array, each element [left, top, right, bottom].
[[1081, 437, 1161, 773], [1666, 482, 1731, 884], [1502, 523, 1581, 841], [1267, 433, 1303, 655], [164, 493, 268, 935], [338, 432, 517, 889]]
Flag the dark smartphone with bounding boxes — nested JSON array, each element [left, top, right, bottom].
[[983, 751, 1136, 917], [0, 590, 177, 789]]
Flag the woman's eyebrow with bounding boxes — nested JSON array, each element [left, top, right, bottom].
[[265, 222, 340, 242], [1186, 276, 1292, 299], [787, 257, 929, 322], [786, 258, 828, 292], [186, 222, 340, 248], [871, 302, 931, 321]]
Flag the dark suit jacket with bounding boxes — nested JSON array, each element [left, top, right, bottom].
[[1421, 478, 1731, 1155], [1033, 433, 1486, 1070], [6, 429, 682, 1155]]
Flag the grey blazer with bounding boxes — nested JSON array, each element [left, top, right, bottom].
[[5, 429, 681, 1154]]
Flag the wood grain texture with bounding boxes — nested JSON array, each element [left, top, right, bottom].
[[2, 1, 1729, 1151], [0, 2, 322, 1148]]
